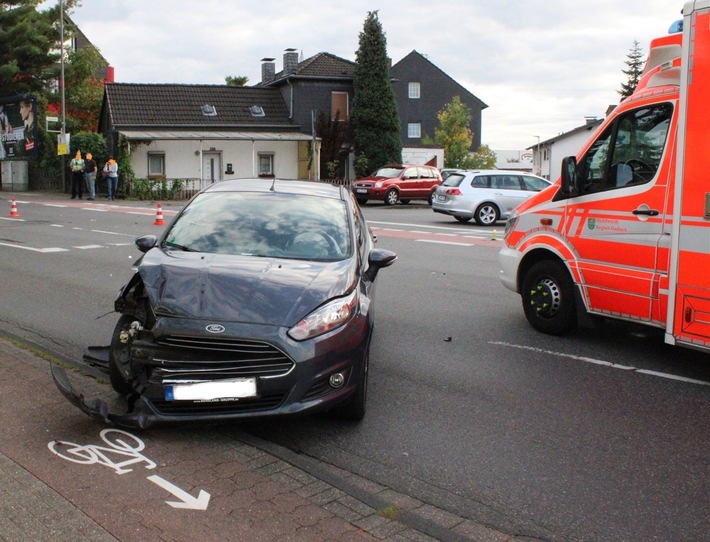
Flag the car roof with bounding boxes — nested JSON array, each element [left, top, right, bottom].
[[454, 170, 549, 181], [203, 179, 347, 200]]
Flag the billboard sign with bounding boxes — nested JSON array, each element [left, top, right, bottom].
[[0, 95, 38, 160]]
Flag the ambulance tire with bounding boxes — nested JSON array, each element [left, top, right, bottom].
[[521, 260, 577, 335]]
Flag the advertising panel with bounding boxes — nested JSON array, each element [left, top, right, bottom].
[[0, 95, 38, 160]]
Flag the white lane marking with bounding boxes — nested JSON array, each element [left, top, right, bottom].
[[370, 219, 491, 235], [82, 208, 109, 213], [416, 239, 472, 247], [0, 241, 68, 253], [74, 245, 104, 250], [491, 342, 709, 386], [43, 204, 68, 208], [0, 217, 26, 222], [91, 229, 134, 237]]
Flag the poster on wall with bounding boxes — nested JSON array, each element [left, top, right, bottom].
[[0, 95, 38, 160]]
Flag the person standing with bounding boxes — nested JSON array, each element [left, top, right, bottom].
[[84, 153, 97, 200], [69, 150, 85, 199], [103, 155, 119, 200]]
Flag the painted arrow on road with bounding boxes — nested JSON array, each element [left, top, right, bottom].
[[147, 475, 211, 510]]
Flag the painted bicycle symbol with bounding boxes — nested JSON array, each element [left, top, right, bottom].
[[48, 428, 156, 475]]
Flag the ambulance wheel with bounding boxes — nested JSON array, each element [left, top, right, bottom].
[[521, 260, 577, 335]]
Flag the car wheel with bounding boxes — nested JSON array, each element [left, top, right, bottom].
[[108, 314, 139, 395], [384, 189, 399, 206], [454, 216, 472, 223], [521, 260, 577, 335], [333, 351, 368, 421], [474, 203, 499, 225], [356, 198, 368, 205], [427, 192, 435, 205]]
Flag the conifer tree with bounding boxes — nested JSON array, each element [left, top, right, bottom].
[[351, 11, 401, 176], [618, 40, 644, 100]]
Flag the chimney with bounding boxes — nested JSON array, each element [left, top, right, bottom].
[[261, 57, 276, 83], [283, 48, 299, 75]]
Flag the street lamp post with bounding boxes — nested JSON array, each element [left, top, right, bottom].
[[60, 0, 66, 193], [534, 135, 541, 177]]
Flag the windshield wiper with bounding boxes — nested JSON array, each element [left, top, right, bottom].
[[163, 241, 198, 252]]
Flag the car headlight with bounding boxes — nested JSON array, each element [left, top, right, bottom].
[[288, 290, 358, 341], [374, 181, 383, 188], [504, 211, 519, 238]]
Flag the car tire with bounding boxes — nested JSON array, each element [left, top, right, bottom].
[[333, 352, 368, 421], [108, 314, 138, 395], [454, 216, 472, 223], [521, 260, 577, 335], [384, 189, 399, 206], [427, 192, 435, 206], [474, 203, 500, 225], [356, 198, 368, 205]]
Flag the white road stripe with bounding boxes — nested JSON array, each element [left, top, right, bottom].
[[0, 242, 68, 253], [74, 245, 104, 250], [490, 341, 708, 385], [416, 239, 472, 246]]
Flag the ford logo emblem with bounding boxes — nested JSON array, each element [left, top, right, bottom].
[[206, 324, 226, 334]]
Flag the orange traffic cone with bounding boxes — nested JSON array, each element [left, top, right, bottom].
[[9, 196, 20, 218], [153, 202, 165, 226]]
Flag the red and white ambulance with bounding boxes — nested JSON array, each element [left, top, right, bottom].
[[499, 1, 710, 353]]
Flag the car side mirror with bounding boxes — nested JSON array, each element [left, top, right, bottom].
[[560, 156, 579, 197], [364, 248, 397, 281], [135, 234, 158, 253]]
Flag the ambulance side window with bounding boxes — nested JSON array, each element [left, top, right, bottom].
[[577, 103, 672, 195]]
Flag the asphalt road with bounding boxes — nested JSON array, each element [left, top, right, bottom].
[[1, 194, 708, 542]]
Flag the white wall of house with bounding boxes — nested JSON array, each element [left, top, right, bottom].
[[535, 122, 602, 181], [127, 137, 304, 188]]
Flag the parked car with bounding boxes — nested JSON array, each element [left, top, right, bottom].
[[432, 170, 552, 225], [440, 168, 467, 181], [352, 164, 442, 206], [51, 179, 397, 428]]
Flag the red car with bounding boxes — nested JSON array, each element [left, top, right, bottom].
[[352, 164, 442, 206]]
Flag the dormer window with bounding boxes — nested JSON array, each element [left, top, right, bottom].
[[250, 105, 265, 117], [201, 104, 217, 116]]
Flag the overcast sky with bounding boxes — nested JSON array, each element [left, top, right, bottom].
[[57, 0, 681, 150]]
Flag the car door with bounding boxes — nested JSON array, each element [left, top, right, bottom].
[[399, 166, 420, 198], [490, 174, 528, 215], [564, 102, 674, 322]]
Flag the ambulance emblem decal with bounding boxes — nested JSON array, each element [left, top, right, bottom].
[[587, 218, 596, 230]]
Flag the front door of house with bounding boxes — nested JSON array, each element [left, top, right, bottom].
[[202, 153, 221, 184]]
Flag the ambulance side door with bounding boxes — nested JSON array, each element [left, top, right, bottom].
[[564, 102, 674, 322]]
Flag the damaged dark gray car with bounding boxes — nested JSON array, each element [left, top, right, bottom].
[[52, 179, 396, 428]]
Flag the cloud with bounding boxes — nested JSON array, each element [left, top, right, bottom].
[[58, 0, 681, 149]]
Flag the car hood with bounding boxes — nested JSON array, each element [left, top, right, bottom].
[[136, 248, 356, 327]]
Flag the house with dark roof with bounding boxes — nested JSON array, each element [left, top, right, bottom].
[[390, 51, 487, 152], [258, 48, 487, 176], [98, 83, 317, 189]]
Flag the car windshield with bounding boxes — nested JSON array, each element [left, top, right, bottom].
[[162, 192, 352, 261], [373, 167, 403, 178]]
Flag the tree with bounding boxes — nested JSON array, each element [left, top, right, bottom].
[[0, 0, 61, 97], [618, 40, 644, 100], [434, 96, 476, 169], [225, 75, 248, 87], [63, 45, 106, 132], [469, 144, 497, 169], [351, 11, 401, 176]]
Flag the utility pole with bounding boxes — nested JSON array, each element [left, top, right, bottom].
[[60, 0, 67, 193]]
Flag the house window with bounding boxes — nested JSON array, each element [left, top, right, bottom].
[[258, 153, 274, 176], [147, 153, 165, 178], [331, 91, 349, 121], [407, 122, 421, 139], [408, 82, 421, 99]]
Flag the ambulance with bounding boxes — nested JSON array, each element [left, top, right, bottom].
[[498, 1, 710, 353]]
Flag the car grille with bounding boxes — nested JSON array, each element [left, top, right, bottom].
[[151, 335, 295, 379], [149, 392, 287, 415]]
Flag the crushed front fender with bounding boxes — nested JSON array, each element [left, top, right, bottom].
[[51, 364, 158, 429]]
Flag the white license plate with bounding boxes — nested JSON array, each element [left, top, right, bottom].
[[356, 188, 368, 194], [164, 378, 257, 401], [436, 195, 446, 201]]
